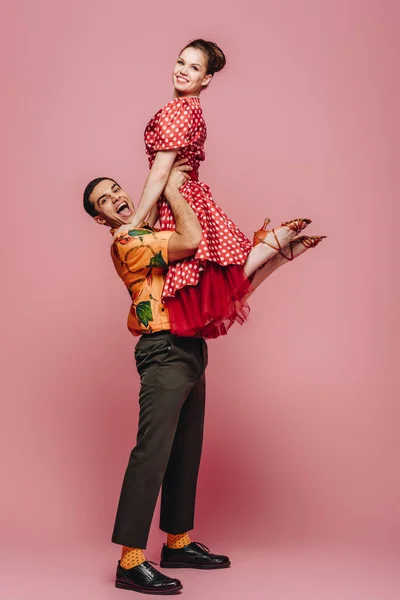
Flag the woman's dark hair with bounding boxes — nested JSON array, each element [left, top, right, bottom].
[[83, 177, 119, 217], [182, 39, 226, 75]]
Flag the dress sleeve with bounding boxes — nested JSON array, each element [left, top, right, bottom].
[[153, 98, 195, 151]]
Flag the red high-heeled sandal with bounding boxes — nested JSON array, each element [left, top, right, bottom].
[[279, 235, 327, 261], [281, 218, 312, 233], [253, 218, 312, 250], [252, 218, 271, 247]]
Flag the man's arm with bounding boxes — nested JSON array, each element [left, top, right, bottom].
[[165, 164, 202, 263]]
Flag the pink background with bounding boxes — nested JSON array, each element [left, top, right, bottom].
[[2, 0, 399, 598]]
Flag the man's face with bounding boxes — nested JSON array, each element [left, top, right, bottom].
[[90, 179, 135, 228]]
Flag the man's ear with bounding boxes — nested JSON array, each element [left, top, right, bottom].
[[202, 74, 213, 88], [94, 215, 107, 226]]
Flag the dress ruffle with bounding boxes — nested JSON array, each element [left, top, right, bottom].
[[164, 262, 252, 339]]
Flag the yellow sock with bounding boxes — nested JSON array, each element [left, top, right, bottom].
[[120, 546, 146, 569], [166, 532, 191, 549]]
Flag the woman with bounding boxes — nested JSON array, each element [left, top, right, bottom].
[[129, 39, 325, 338]]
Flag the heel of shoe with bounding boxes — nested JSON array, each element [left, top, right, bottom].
[[253, 217, 271, 246]]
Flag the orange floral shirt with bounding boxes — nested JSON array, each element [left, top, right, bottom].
[[111, 227, 173, 336]]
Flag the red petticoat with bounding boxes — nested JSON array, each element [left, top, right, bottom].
[[163, 263, 252, 339]]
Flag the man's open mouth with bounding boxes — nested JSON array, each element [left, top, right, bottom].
[[116, 200, 131, 217]]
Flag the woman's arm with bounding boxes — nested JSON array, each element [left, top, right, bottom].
[[146, 204, 159, 228], [130, 150, 179, 228]]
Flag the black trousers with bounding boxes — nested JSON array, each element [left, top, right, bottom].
[[112, 331, 208, 549]]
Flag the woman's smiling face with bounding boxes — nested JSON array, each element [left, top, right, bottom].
[[172, 46, 212, 96]]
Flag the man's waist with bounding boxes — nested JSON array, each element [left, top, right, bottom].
[[140, 330, 171, 338], [139, 329, 205, 341]]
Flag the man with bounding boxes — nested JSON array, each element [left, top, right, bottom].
[[83, 160, 230, 595]]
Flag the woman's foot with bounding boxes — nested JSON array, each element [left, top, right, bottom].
[[248, 235, 326, 294], [262, 234, 326, 273], [253, 218, 312, 250], [277, 235, 326, 263], [245, 218, 311, 277]]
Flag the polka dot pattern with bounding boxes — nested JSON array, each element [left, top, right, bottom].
[[120, 546, 146, 569], [145, 96, 205, 158], [145, 96, 252, 300], [167, 532, 191, 549]]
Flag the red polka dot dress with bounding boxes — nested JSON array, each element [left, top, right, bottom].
[[144, 96, 253, 338]]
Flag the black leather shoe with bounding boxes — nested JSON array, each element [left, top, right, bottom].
[[160, 542, 231, 570], [115, 560, 183, 594]]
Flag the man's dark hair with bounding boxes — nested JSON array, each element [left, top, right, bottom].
[[83, 177, 120, 217]]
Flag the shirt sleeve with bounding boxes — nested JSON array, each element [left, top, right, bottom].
[[153, 98, 196, 151], [112, 230, 174, 275]]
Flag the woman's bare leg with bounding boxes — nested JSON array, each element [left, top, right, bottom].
[[244, 220, 311, 278], [248, 253, 284, 294], [247, 235, 326, 295]]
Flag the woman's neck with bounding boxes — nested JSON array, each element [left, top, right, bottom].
[[173, 91, 200, 100]]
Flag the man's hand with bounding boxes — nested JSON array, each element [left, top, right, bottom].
[[164, 159, 192, 199]]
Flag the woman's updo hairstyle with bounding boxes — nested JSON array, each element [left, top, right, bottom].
[[182, 39, 226, 75]]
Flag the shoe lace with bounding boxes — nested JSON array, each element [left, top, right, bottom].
[[141, 560, 159, 573], [192, 542, 210, 553], [147, 560, 159, 567]]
